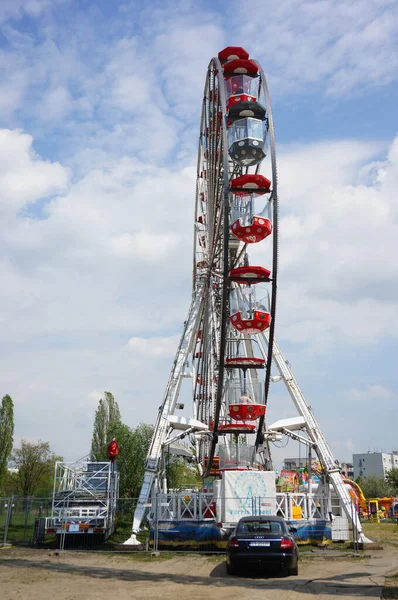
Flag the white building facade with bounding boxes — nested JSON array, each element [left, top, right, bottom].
[[353, 451, 398, 479]]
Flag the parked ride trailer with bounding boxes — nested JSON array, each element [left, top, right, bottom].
[[43, 460, 119, 541]]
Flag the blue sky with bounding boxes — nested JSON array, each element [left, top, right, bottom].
[[0, 0, 397, 467]]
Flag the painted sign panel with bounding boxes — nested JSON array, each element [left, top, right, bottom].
[[220, 470, 277, 522]]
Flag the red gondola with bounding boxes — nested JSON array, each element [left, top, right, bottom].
[[230, 174, 271, 195], [230, 215, 272, 244], [225, 357, 265, 369], [218, 423, 257, 433], [229, 403, 266, 421], [230, 310, 271, 334], [229, 265, 271, 284], [218, 46, 250, 63], [223, 59, 258, 77]]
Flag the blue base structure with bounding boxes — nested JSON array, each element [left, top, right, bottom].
[[286, 519, 332, 543], [151, 518, 332, 549], [151, 520, 225, 549]]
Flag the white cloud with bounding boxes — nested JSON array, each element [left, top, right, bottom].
[[110, 75, 151, 112], [1, 127, 398, 459], [0, 0, 63, 23], [0, 1, 396, 464], [0, 129, 70, 216], [125, 335, 181, 359], [0, 131, 195, 350], [231, 0, 398, 95], [0, 68, 27, 117], [152, 21, 225, 117], [249, 135, 398, 349], [38, 86, 72, 122], [350, 385, 395, 400]]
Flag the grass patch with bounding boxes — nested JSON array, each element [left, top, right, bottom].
[[102, 526, 149, 549], [362, 521, 398, 545]]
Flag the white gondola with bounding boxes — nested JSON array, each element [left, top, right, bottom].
[[228, 117, 267, 166]]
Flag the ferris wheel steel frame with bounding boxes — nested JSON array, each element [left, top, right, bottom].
[[194, 56, 279, 476], [254, 62, 278, 451], [124, 47, 372, 545]]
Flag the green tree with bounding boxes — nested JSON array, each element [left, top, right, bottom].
[[166, 455, 200, 490], [90, 392, 122, 461], [89, 393, 155, 497], [0, 394, 14, 492], [118, 423, 154, 497], [10, 440, 60, 497], [355, 475, 364, 489], [359, 475, 393, 499], [385, 469, 398, 494]]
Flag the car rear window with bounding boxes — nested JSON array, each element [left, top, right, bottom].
[[237, 520, 285, 534]]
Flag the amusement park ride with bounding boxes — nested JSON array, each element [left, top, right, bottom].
[[124, 47, 371, 546]]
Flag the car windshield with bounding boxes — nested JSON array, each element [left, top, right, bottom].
[[237, 520, 285, 534]]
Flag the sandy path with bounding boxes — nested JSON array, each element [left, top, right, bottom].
[[1, 546, 397, 600]]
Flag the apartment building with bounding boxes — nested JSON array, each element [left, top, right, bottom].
[[353, 451, 398, 479]]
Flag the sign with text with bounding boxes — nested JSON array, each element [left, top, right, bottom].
[[220, 470, 277, 523]]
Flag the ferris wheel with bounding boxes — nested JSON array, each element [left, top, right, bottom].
[[125, 46, 369, 546], [192, 46, 278, 474]]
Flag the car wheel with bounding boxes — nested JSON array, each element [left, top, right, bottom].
[[288, 564, 298, 576], [226, 562, 237, 575]]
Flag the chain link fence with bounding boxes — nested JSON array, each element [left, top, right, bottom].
[[0, 493, 372, 553], [0, 496, 53, 547], [0, 496, 143, 551], [149, 492, 358, 553]]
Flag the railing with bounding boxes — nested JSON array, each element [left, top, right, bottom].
[[0, 493, 366, 553], [155, 492, 216, 521], [151, 491, 334, 522]]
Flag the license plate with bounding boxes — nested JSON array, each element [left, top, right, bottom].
[[250, 541, 270, 547]]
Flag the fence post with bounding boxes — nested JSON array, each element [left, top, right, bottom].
[[287, 493, 292, 520], [3, 496, 14, 545], [351, 501, 359, 554], [2, 498, 9, 545], [59, 496, 69, 552], [23, 497, 30, 540], [153, 492, 159, 553]]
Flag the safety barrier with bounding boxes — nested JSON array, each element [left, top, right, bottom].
[[0, 493, 368, 553]]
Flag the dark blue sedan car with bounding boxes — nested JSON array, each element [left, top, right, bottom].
[[226, 515, 299, 576]]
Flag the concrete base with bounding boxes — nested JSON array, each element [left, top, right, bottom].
[[350, 542, 384, 551], [114, 543, 144, 552]]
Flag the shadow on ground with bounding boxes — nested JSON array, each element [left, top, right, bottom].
[[0, 556, 382, 597]]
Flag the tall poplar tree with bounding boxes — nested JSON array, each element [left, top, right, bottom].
[[90, 392, 122, 460], [0, 394, 14, 491]]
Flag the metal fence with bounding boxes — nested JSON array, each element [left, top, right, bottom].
[[0, 496, 53, 547], [0, 496, 141, 551], [0, 493, 368, 553], [149, 492, 359, 553]]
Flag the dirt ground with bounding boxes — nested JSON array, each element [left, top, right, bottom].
[[1, 545, 398, 600]]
